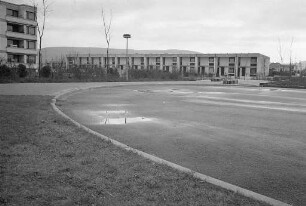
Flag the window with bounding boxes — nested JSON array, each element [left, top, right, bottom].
[[190, 62, 195, 66], [156, 57, 160, 62], [172, 57, 177, 62], [28, 41, 36, 49], [209, 67, 214, 73], [7, 23, 23, 33], [251, 57, 257, 63], [8, 54, 22, 63], [68, 57, 74, 65], [27, 26, 36, 35], [7, 24, 13, 32], [190, 57, 195, 62], [229, 57, 235, 63], [8, 39, 21, 47], [250, 68, 257, 76], [165, 66, 169, 72], [209, 57, 214, 63], [27, 11, 35, 20], [228, 67, 235, 73], [7, 39, 13, 47], [8, 54, 13, 62], [27, 55, 36, 64], [7, 9, 18, 17]]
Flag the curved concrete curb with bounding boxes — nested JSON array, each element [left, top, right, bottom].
[[51, 86, 291, 206]]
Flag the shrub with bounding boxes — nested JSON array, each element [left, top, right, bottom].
[[17, 64, 27, 78], [0, 64, 12, 78], [40, 65, 51, 78]]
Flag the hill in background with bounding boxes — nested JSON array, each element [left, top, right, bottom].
[[41, 47, 201, 63]]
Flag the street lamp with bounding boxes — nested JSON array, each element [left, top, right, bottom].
[[123, 34, 131, 81]]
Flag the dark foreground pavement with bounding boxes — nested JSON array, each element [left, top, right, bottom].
[[60, 84, 306, 206], [0, 94, 268, 205]]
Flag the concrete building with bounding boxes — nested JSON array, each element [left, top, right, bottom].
[[67, 53, 270, 79], [0, 1, 37, 68], [269, 63, 297, 73]]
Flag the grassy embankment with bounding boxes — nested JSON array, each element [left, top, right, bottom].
[[0, 95, 269, 205]]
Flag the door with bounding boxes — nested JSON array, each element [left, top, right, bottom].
[[221, 67, 224, 76], [242, 67, 246, 76]]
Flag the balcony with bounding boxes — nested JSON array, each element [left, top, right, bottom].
[[7, 46, 37, 55], [6, 31, 37, 41], [6, 15, 37, 26]]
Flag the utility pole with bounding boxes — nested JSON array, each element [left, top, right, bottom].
[[123, 34, 131, 81]]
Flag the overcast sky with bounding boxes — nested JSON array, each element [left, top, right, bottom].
[[8, 0, 306, 62]]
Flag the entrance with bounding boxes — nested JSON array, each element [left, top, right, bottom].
[[201, 67, 205, 76], [237, 67, 246, 78], [241, 67, 246, 76], [221, 67, 224, 76]]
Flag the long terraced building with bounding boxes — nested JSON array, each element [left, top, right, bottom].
[[66, 53, 270, 79]]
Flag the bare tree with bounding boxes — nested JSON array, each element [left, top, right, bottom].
[[101, 8, 112, 76], [289, 37, 294, 79], [278, 37, 284, 64], [33, 0, 52, 77]]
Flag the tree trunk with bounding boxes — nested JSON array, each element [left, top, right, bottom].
[[38, 36, 42, 77]]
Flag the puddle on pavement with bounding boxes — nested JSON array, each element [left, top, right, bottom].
[[102, 117, 151, 125], [198, 92, 225, 94], [89, 110, 152, 125]]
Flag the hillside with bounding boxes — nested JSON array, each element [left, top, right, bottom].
[[41, 47, 201, 62]]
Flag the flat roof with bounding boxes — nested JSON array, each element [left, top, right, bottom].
[[0, 1, 35, 9], [67, 53, 270, 59]]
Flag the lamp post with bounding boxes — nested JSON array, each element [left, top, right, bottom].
[[123, 34, 131, 81]]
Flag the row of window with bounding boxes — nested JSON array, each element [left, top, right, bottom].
[[7, 9, 35, 20], [7, 23, 36, 35], [7, 54, 36, 64], [7, 39, 36, 49], [70, 57, 259, 66]]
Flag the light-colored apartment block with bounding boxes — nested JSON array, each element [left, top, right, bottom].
[[0, 1, 37, 68], [67, 53, 270, 79]]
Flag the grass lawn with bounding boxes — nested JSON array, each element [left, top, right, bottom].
[[0, 95, 269, 205]]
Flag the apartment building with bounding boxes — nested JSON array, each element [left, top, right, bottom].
[[66, 53, 270, 79], [0, 1, 37, 68]]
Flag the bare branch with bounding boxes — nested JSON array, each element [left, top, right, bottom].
[[278, 37, 283, 63], [33, 0, 52, 75], [101, 7, 113, 74]]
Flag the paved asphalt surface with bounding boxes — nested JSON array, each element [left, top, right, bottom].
[[59, 84, 306, 206]]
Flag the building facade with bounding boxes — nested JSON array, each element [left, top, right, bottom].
[[0, 1, 37, 68], [269, 63, 297, 73], [67, 53, 270, 79]]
